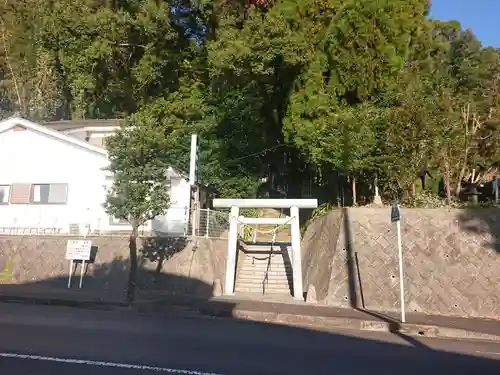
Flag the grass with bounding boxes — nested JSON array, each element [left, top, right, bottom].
[[0, 255, 14, 283]]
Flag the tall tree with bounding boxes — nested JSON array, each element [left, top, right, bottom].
[[104, 112, 171, 302], [0, 0, 63, 120]]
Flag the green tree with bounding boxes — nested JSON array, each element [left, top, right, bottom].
[[36, 0, 194, 119], [104, 112, 171, 302], [0, 0, 63, 120]]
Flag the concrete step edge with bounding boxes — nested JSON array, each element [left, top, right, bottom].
[[236, 278, 292, 283], [239, 270, 292, 274], [235, 284, 292, 288], [234, 291, 292, 295], [236, 282, 292, 286], [240, 265, 293, 270], [238, 271, 291, 274], [236, 283, 291, 288]]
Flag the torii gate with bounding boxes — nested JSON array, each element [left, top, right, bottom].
[[213, 198, 318, 300]]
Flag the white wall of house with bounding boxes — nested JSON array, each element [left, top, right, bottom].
[[0, 121, 191, 235], [0, 125, 112, 234]]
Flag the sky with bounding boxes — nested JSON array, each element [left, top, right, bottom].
[[430, 0, 500, 48]]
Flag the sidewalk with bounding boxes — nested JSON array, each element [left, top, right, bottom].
[[202, 296, 500, 341], [1, 285, 499, 342]]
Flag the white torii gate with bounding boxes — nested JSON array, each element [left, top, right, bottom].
[[213, 198, 318, 300]]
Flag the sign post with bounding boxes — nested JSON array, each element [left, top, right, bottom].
[[67, 260, 74, 288], [66, 239, 92, 289], [391, 203, 405, 323]]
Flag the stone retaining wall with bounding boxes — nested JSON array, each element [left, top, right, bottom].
[[302, 208, 500, 318], [302, 210, 342, 302], [0, 235, 228, 300]]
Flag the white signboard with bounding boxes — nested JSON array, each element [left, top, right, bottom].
[[65, 240, 92, 261]]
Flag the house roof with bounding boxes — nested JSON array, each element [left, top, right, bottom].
[[0, 117, 108, 157], [43, 119, 122, 132], [1, 116, 201, 185]]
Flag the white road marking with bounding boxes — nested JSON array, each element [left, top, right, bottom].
[[0, 352, 226, 374]]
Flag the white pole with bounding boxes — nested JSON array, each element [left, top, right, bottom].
[[189, 134, 197, 185], [239, 216, 244, 238], [290, 206, 303, 300], [79, 232, 88, 289], [205, 208, 210, 238], [67, 260, 74, 288], [397, 220, 406, 323], [373, 174, 382, 205], [79, 260, 85, 289], [191, 189, 198, 237], [224, 206, 239, 295], [189, 134, 198, 237]]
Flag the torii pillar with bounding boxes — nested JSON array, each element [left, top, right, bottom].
[[213, 198, 318, 300]]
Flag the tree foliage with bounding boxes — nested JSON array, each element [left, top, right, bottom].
[[104, 116, 172, 229], [104, 112, 172, 301], [2, 0, 500, 203]]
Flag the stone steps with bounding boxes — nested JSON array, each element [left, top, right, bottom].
[[235, 246, 293, 295]]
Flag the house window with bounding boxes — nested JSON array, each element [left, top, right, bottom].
[[31, 183, 68, 204], [0, 185, 10, 204], [10, 183, 31, 204]]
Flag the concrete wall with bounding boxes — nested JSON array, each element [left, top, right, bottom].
[[302, 208, 500, 319], [0, 235, 228, 300], [302, 210, 342, 302]]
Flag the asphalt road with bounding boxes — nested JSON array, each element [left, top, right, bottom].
[[0, 302, 499, 375]]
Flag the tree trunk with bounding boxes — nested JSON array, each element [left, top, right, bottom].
[[455, 143, 471, 197], [444, 155, 452, 205], [154, 252, 165, 285], [352, 176, 357, 206], [127, 225, 139, 302], [455, 163, 466, 198], [445, 171, 452, 205]]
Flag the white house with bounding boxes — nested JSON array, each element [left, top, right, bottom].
[[0, 117, 201, 236], [42, 118, 121, 149]]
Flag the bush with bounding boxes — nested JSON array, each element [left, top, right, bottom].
[[404, 191, 458, 208]]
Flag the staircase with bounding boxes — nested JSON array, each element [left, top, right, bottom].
[[235, 243, 294, 296]]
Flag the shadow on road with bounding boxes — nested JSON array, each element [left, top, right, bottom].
[[0, 237, 498, 374]]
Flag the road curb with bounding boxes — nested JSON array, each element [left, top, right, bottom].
[[0, 293, 129, 310], [212, 309, 500, 342], [400, 323, 500, 342]]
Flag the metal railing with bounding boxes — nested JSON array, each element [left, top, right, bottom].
[[196, 208, 230, 238], [0, 208, 285, 240], [0, 206, 191, 237]]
